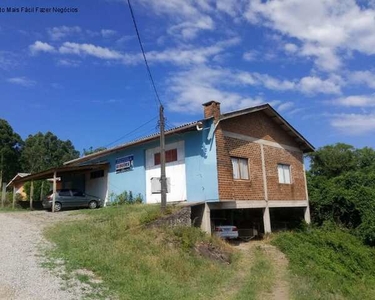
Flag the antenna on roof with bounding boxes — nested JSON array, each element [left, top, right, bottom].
[[127, 0, 167, 212]]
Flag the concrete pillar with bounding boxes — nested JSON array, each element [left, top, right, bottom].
[[263, 207, 271, 234], [304, 205, 311, 224], [200, 203, 211, 234]]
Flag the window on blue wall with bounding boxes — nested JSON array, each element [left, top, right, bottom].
[[231, 157, 249, 180], [154, 149, 178, 165]]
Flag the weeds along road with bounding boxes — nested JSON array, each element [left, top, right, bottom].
[[0, 211, 86, 300]]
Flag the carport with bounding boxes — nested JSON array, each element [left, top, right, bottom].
[[11, 163, 109, 212], [207, 200, 310, 238]]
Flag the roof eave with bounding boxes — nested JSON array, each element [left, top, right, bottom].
[[64, 121, 200, 166]]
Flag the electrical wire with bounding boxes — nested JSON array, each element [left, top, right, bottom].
[[103, 115, 158, 148], [127, 0, 162, 108]]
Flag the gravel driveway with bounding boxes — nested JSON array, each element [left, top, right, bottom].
[[0, 211, 87, 300]]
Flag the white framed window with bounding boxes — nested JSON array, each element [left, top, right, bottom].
[[278, 164, 291, 184], [231, 157, 249, 180]]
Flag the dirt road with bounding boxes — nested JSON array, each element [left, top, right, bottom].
[[0, 211, 85, 300]]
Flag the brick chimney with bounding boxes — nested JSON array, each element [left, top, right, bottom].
[[202, 101, 221, 120]]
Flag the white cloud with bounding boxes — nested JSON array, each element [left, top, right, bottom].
[[0, 51, 19, 70], [29, 37, 240, 66], [59, 42, 125, 60], [101, 29, 117, 38], [298, 76, 341, 95], [284, 43, 298, 54], [333, 95, 375, 107], [48, 26, 81, 40], [29, 41, 55, 55], [246, 0, 375, 71], [331, 113, 375, 135], [348, 70, 375, 89], [167, 17, 214, 40], [57, 59, 81, 67], [7, 77, 36, 87], [243, 50, 259, 61], [166, 66, 266, 113], [277, 101, 294, 112], [147, 37, 240, 65], [139, 0, 215, 39]]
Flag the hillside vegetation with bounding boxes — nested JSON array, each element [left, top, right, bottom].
[[307, 143, 375, 245], [273, 227, 375, 300], [45, 204, 275, 300]]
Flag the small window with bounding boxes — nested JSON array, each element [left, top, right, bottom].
[[278, 164, 291, 184], [231, 157, 249, 180], [58, 189, 71, 197], [154, 149, 178, 165], [90, 170, 104, 179]]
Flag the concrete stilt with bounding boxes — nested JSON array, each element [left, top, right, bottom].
[[201, 203, 211, 234], [263, 206, 272, 234], [304, 205, 311, 224]]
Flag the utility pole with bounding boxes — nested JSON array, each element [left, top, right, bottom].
[[127, 0, 167, 213], [159, 105, 167, 212]]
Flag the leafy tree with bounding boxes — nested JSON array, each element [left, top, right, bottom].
[[82, 146, 106, 156], [20, 132, 79, 173], [24, 180, 50, 201], [0, 119, 23, 182], [307, 143, 375, 246]]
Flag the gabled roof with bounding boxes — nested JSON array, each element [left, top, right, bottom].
[[219, 103, 314, 153], [64, 120, 202, 166], [65, 103, 314, 166], [6, 173, 31, 188]]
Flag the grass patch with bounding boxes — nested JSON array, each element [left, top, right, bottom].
[[45, 204, 241, 300], [272, 227, 375, 300]]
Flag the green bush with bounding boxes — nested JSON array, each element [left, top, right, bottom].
[[109, 190, 143, 206], [273, 227, 375, 299]]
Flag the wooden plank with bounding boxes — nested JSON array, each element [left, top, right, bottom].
[[52, 171, 56, 213]]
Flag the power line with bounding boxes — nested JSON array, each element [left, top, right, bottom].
[[127, 0, 162, 108], [103, 115, 158, 148]]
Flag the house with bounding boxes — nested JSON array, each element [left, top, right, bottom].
[[6, 173, 31, 199], [61, 101, 314, 234]]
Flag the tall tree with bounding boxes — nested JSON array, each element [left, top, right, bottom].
[[82, 146, 107, 156], [0, 119, 23, 182], [21, 131, 79, 173], [307, 143, 375, 246]]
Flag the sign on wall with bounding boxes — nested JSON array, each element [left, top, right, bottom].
[[115, 155, 134, 173]]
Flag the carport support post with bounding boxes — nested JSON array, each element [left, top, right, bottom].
[[30, 181, 34, 211], [52, 171, 57, 213], [263, 207, 271, 234], [201, 203, 211, 234], [1, 182, 5, 208], [12, 185, 16, 209]]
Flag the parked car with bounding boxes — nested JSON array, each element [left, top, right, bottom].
[[214, 225, 239, 239], [42, 189, 102, 212]]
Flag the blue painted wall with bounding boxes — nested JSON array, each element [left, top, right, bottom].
[[80, 120, 219, 203], [184, 120, 219, 202]]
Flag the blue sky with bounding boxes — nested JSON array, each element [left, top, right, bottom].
[[1, 0, 375, 153]]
